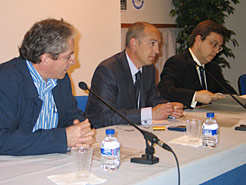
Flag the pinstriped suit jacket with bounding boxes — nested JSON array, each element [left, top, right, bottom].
[[85, 51, 166, 128]]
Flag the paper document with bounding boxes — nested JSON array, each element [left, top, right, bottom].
[[199, 94, 246, 112], [212, 94, 246, 106]]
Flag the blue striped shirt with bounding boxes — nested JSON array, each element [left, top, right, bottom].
[[26, 60, 58, 132]]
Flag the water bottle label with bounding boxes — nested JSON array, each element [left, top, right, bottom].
[[202, 128, 218, 136], [101, 147, 120, 156]]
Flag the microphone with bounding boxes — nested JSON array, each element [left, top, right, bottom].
[[197, 65, 246, 109], [79, 81, 181, 185], [78, 81, 173, 161]]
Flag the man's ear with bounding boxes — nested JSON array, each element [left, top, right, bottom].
[[40, 53, 49, 65], [130, 38, 137, 48], [195, 35, 202, 43]]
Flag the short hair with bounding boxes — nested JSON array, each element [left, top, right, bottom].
[[19, 18, 74, 64], [125, 22, 157, 48], [189, 20, 228, 47]]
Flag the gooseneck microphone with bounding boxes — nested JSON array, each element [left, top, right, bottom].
[[78, 81, 173, 153], [198, 65, 246, 109], [79, 81, 180, 185]]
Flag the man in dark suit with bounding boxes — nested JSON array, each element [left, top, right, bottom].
[[0, 19, 95, 155], [85, 22, 183, 129], [158, 20, 237, 109]]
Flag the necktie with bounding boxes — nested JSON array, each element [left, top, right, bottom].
[[134, 71, 141, 108], [199, 66, 206, 90]]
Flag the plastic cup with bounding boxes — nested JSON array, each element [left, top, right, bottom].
[[71, 147, 93, 180], [186, 119, 201, 142]]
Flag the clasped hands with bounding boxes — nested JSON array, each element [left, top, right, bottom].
[[66, 119, 95, 149], [152, 102, 184, 120]]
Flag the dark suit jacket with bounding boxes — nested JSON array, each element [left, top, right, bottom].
[[0, 57, 85, 156], [158, 51, 237, 108], [85, 51, 166, 128]]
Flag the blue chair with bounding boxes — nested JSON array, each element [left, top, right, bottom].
[[75, 96, 88, 112], [238, 74, 246, 95]]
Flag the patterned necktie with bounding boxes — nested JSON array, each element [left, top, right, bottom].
[[199, 66, 206, 90], [134, 71, 141, 108]]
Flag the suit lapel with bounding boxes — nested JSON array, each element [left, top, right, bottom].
[[19, 58, 43, 128], [115, 52, 136, 107], [186, 51, 203, 90]]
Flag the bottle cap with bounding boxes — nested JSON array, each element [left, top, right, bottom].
[[207, 112, 214, 118], [106, 129, 115, 135]]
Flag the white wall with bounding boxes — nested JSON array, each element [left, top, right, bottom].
[[121, 0, 175, 23], [0, 0, 121, 95], [1, 0, 244, 95], [224, 1, 246, 93]]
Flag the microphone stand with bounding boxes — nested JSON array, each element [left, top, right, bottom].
[[79, 82, 181, 184], [79, 82, 160, 164]]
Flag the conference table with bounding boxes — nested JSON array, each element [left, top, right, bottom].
[[1, 102, 246, 185]]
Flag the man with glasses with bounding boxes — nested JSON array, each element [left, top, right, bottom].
[[85, 22, 183, 129], [158, 20, 237, 109], [0, 18, 95, 155]]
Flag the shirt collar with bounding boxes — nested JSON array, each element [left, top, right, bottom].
[[26, 60, 57, 88], [189, 48, 204, 67], [125, 51, 142, 76]]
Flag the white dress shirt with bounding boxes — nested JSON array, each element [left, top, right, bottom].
[[126, 52, 152, 125], [189, 48, 207, 108]]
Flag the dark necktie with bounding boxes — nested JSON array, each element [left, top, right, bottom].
[[134, 71, 141, 108], [199, 66, 206, 90]]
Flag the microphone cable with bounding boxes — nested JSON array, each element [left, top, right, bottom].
[[79, 81, 180, 185]]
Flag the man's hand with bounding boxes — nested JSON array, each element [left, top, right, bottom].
[[65, 119, 95, 148], [195, 90, 225, 104], [170, 102, 184, 118], [152, 103, 172, 120], [214, 93, 226, 100]]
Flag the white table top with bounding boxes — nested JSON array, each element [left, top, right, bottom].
[[1, 106, 246, 185]]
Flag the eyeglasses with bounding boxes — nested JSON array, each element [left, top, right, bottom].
[[206, 38, 223, 52], [59, 53, 75, 62]]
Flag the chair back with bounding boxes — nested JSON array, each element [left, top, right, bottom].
[[238, 74, 246, 95], [75, 96, 88, 112]]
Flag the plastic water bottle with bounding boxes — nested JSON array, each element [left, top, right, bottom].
[[202, 112, 219, 148], [101, 129, 120, 171]]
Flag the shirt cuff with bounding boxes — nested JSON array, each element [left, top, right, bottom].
[[141, 107, 152, 125], [191, 92, 198, 108]]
